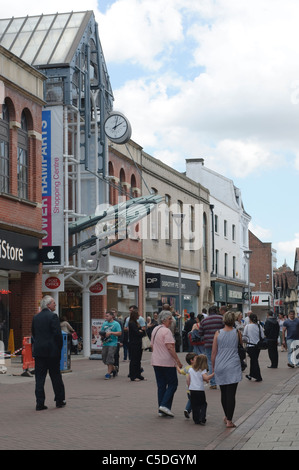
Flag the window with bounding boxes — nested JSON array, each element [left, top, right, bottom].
[[165, 194, 171, 244], [215, 214, 218, 233], [224, 220, 227, 237], [150, 188, 158, 240], [203, 212, 208, 271], [0, 104, 9, 193], [224, 253, 228, 276], [233, 256, 236, 278], [17, 112, 28, 199], [215, 249, 219, 275], [232, 224, 236, 241]]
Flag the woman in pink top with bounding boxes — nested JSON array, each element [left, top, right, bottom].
[[151, 311, 183, 417]]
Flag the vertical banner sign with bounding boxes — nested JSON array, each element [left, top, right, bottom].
[[42, 107, 64, 265]]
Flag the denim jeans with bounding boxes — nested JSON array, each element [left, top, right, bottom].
[[153, 366, 178, 410], [204, 347, 216, 386]]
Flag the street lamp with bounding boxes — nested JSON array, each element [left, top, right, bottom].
[[172, 213, 185, 352], [244, 250, 252, 312]]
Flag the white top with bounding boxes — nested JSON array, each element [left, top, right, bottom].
[[243, 323, 264, 347], [188, 368, 207, 391]]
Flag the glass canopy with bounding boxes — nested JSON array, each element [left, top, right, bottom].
[[0, 11, 91, 66]]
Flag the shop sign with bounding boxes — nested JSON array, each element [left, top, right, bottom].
[[0, 229, 39, 273], [108, 256, 139, 286], [41, 107, 64, 265], [227, 286, 243, 303], [145, 273, 161, 289], [41, 246, 61, 265], [42, 274, 64, 292], [213, 282, 227, 302], [145, 272, 198, 295], [89, 281, 107, 295]]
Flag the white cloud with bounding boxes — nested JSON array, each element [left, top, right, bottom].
[[97, 0, 299, 177], [274, 235, 299, 268], [249, 222, 272, 242], [96, 0, 184, 70]]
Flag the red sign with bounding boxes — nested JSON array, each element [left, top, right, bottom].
[[89, 282, 104, 294], [45, 276, 61, 290]]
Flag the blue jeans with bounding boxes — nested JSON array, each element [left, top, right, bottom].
[[204, 346, 216, 386], [153, 366, 178, 410]]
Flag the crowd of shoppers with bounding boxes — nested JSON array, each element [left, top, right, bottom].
[[32, 296, 299, 432]]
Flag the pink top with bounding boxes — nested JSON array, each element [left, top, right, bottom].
[[151, 325, 176, 367]]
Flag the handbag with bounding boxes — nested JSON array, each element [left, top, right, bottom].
[[142, 335, 151, 350], [237, 329, 247, 371], [188, 328, 204, 346], [257, 324, 269, 350]]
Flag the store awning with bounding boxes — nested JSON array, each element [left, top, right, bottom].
[[69, 194, 163, 255]]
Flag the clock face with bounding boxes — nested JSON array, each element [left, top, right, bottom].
[[104, 112, 132, 144]]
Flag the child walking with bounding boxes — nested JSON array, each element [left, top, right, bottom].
[[186, 354, 214, 425], [177, 352, 197, 419]]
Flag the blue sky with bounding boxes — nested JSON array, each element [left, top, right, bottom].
[[3, 0, 299, 268]]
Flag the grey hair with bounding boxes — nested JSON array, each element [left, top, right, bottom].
[[40, 295, 54, 310], [158, 310, 173, 324]]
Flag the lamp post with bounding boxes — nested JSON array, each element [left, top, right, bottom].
[[172, 213, 185, 352], [244, 250, 252, 312]]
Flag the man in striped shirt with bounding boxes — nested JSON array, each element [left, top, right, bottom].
[[198, 306, 224, 389]]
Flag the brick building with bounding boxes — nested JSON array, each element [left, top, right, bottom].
[[0, 45, 46, 349], [249, 230, 276, 321]]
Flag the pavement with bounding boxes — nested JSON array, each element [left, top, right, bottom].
[[1, 348, 299, 451]]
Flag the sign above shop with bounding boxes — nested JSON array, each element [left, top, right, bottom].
[[41, 245, 61, 265], [0, 229, 39, 273], [42, 274, 64, 292]]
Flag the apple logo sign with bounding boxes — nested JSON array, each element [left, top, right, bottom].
[[47, 249, 55, 260]]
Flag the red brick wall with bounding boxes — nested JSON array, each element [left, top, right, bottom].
[[249, 231, 273, 293], [1, 83, 43, 349]]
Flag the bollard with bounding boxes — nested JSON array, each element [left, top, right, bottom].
[[21, 337, 35, 376]]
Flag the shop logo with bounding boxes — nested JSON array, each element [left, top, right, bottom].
[[45, 276, 61, 290], [47, 249, 55, 260], [89, 282, 104, 294]]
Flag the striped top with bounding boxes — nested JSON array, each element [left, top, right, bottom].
[[198, 314, 224, 348]]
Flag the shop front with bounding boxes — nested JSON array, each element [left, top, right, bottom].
[[212, 281, 244, 312], [0, 228, 40, 350], [145, 267, 199, 319], [107, 255, 140, 318]]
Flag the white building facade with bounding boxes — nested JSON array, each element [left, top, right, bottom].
[[186, 158, 251, 312]]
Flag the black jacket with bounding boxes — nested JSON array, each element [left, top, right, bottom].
[[264, 317, 280, 340], [32, 308, 63, 358]]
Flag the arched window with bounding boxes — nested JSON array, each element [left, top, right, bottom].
[[119, 168, 126, 199], [18, 111, 28, 199], [0, 103, 10, 193]]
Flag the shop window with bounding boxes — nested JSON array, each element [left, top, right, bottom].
[[17, 112, 28, 199], [0, 104, 10, 194]]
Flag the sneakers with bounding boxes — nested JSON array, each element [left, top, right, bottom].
[[104, 373, 111, 380], [184, 410, 190, 419], [159, 406, 174, 417]]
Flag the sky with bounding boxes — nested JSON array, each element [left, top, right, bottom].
[[2, 0, 299, 269]]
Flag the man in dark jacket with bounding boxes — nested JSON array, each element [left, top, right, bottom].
[[264, 310, 280, 368], [32, 295, 65, 410]]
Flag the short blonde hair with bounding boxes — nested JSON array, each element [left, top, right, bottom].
[[223, 311, 236, 327]]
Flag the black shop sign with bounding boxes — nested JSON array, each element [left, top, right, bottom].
[[0, 229, 39, 273]]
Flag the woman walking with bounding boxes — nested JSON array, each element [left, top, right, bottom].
[[151, 310, 183, 417], [212, 311, 242, 428], [243, 312, 264, 382]]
